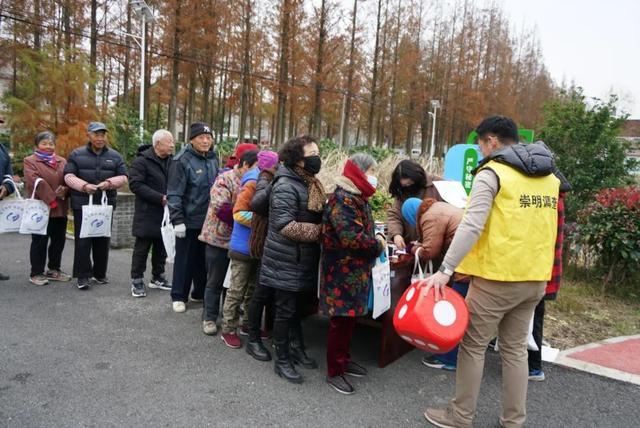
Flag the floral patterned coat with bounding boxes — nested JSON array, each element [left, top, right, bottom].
[[320, 177, 384, 317]]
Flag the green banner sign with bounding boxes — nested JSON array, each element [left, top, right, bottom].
[[462, 148, 479, 195]]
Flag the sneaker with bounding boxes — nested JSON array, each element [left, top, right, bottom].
[[424, 407, 470, 428], [172, 301, 186, 313], [29, 274, 49, 286], [345, 361, 368, 378], [221, 332, 242, 349], [77, 278, 91, 290], [149, 277, 171, 290], [326, 375, 355, 395], [442, 364, 457, 372], [131, 279, 146, 298], [46, 270, 71, 282], [203, 321, 218, 335], [0, 272, 9, 281], [528, 369, 546, 381], [91, 277, 109, 285], [422, 356, 445, 369], [239, 325, 250, 336], [189, 295, 203, 303]]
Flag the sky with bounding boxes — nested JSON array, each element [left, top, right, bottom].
[[501, 0, 640, 118]]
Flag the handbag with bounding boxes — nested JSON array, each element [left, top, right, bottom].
[[19, 178, 50, 235], [160, 205, 176, 263], [79, 193, 113, 238], [0, 175, 24, 234], [371, 247, 391, 319], [411, 247, 433, 283]]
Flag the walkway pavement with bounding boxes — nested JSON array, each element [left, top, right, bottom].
[[555, 335, 640, 385], [1, 234, 639, 427]]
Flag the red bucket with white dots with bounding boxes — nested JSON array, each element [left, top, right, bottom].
[[393, 282, 469, 354]]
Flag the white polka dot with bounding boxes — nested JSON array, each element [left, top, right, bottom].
[[433, 300, 457, 326], [406, 287, 416, 302], [401, 335, 413, 343], [428, 343, 440, 351], [398, 304, 408, 319], [414, 339, 426, 347]]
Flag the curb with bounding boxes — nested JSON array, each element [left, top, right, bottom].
[[554, 335, 640, 386]]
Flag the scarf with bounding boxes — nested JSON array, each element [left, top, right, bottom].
[[293, 165, 326, 213], [342, 159, 376, 200], [35, 150, 57, 168]]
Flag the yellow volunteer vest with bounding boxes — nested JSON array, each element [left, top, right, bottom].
[[456, 161, 560, 282]]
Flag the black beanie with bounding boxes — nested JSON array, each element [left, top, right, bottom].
[[189, 122, 213, 141]]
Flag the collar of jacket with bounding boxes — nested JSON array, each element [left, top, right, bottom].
[[334, 175, 361, 196], [473, 142, 555, 177]]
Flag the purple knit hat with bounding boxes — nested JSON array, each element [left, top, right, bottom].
[[257, 150, 279, 171]]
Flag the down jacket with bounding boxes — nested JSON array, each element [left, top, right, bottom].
[[129, 145, 170, 239], [259, 165, 322, 292]]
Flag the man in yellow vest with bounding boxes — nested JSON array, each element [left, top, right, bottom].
[[423, 116, 560, 428]]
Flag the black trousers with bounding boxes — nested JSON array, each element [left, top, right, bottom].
[[203, 245, 230, 322], [528, 298, 546, 371], [30, 217, 68, 276], [170, 229, 207, 302], [273, 289, 299, 346], [130, 237, 167, 279], [72, 209, 110, 280]]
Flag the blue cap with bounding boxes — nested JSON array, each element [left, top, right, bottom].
[[87, 122, 108, 133], [401, 197, 422, 228]]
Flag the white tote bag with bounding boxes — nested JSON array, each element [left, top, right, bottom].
[[19, 178, 50, 235], [160, 205, 176, 263], [0, 175, 24, 234], [371, 248, 391, 319], [223, 260, 233, 289], [79, 193, 113, 238], [411, 247, 433, 283]]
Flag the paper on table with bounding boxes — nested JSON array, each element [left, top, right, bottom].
[[433, 180, 468, 209]]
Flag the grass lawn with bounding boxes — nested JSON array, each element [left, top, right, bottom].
[[545, 278, 640, 349]]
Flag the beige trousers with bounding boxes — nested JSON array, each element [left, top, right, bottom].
[[451, 276, 546, 428]]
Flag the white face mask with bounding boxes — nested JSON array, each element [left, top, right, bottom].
[[367, 175, 378, 189]]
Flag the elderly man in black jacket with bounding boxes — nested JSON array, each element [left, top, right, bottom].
[[0, 141, 15, 280], [64, 122, 128, 290], [129, 129, 175, 298], [167, 122, 219, 313]]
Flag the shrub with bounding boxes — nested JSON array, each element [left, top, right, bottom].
[[577, 186, 640, 294]]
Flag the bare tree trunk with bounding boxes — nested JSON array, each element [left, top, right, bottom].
[[167, 0, 181, 136], [34, 0, 41, 49], [238, 0, 252, 141], [89, 0, 97, 106], [309, 0, 327, 136], [274, 0, 292, 148], [389, 0, 401, 150], [340, 0, 358, 148], [366, 0, 383, 148]]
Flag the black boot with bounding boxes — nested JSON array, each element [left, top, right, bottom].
[[290, 327, 318, 369], [246, 339, 272, 362], [274, 342, 303, 384]]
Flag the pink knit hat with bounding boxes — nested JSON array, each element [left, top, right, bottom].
[[257, 150, 279, 171]]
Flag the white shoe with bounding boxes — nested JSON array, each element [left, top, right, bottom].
[[203, 320, 217, 335], [172, 301, 186, 313]]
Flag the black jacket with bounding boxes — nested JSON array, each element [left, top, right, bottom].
[[167, 143, 219, 229], [63, 143, 127, 210], [259, 165, 322, 292], [0, 144, 15, 194], [129, 145, 171, 238]]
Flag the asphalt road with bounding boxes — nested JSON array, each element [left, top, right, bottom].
[[1, 233, 639, 427]]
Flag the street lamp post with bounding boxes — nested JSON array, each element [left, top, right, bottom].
[[428, 99, 440, 169], [130, 1, 154, 144]]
